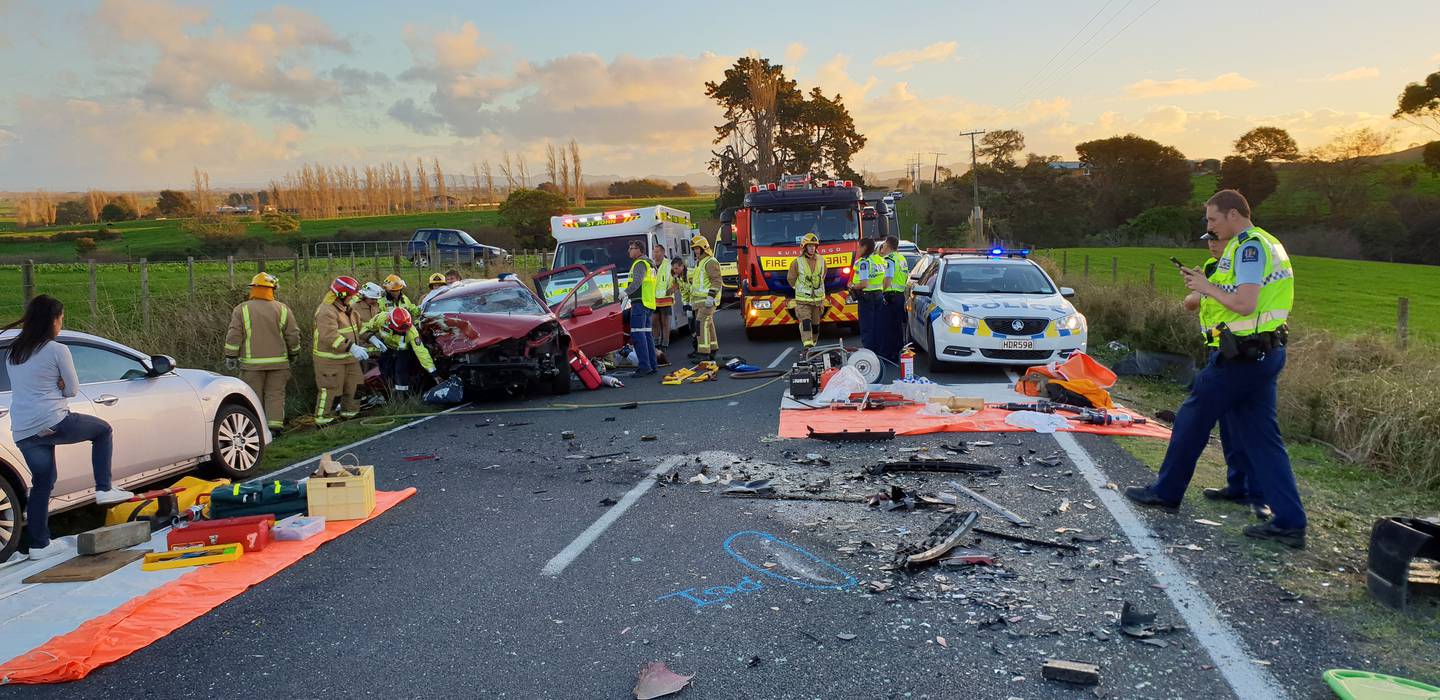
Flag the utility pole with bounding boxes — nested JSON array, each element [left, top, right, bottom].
[[959, 130, 987, 244], [929, 152, 947, 186]]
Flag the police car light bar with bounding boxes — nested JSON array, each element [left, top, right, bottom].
[[932, 247, 1032, 258]]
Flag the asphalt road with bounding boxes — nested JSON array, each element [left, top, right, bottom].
[[5, 309, 1285, 699]]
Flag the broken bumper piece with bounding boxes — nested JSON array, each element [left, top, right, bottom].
[[806, 427, 896, 442], [1367, 516, 1440, 611]]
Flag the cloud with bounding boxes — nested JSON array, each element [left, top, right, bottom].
[[1125, 72, 1258, 99], [784, 42, 807, 65], [1320, 67, 1379, 82], [873, 41, 957, 71], [404, 21, 488, 73]]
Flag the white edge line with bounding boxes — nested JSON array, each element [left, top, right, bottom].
[[1052, 431, 1288, 700], [767, 346, 794, 369], [540, 455, 684, 577]]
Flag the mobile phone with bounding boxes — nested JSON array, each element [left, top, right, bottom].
[[1169, 256, 1186, 270]]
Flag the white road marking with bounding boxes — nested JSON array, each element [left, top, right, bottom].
[[1052, 431, 1288, 699], [767, 346, 794, 369], [541, 455, 685, 577]]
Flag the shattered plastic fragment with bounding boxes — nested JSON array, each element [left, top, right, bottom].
[[836, 633, 857, 641], [634, 661, 694, 700]]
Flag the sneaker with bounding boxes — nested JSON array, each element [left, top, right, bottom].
[[1202, 487, 1251, 503], [1243, 522, 1305, 549], [1123, 486, 1181, 514], [94, 488, 135, 505], [26, 540, 72, 561]]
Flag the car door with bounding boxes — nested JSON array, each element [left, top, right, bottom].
[[553, 268, 625, 357], [437, 230, 463, 254], [0, 346, 103, 508], [61, 342, 208, 486], [909, 261, 941, 350]]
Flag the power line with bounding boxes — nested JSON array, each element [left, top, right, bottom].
[[1011, 0, 1115, 105], [1014, 0, 1134, 108], [1052, 0, 1164, 91]]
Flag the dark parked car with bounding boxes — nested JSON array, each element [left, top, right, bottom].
[[406, 229, 509, 267]]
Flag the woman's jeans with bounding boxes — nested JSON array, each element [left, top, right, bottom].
[[16, 413, 114, 548]]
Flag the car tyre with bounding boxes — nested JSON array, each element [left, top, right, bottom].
[[549, 364, 573, 395], [413, 253, 430, 269], [926, 325, 951, 374], [0, 473, 22, 563], [209, 404, 265, 479]]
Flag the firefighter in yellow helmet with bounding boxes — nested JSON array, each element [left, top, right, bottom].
[[312, 276, 370, 426], [223, 273, 301, 432], [787, 233, 827, 348], [379, 274, 420, 316], [688, 234, 723, 360], [421, 272, 449, 306]]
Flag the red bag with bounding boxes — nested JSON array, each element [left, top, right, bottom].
[[569, 348, 603, 390], [167, 515, 275, 552]]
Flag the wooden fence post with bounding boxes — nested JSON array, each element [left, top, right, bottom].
[[1061, 251, 1068, 277], [140, 258, 150, 329], [22, 259, 35, 304], [328, 253, 334, 273], [227, 255, 235, 288], [350, 250, 357, 276], [88, 260, 98, 316], [293, 254, 301, 287], [302, 245, 310, 272], [187, 257, 196, 300], [1398, 297, 1410, 349], [1083, 255, 1090, 279], [1111, 257, 1118, 284], [427, 239, 438, 269], [392, 253, 401, 275], [1148, 264, 1155, 288], [257, 257, 267, 272]]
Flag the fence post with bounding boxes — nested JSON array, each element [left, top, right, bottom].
[[257, 257, 267, 273], [293, 254, 302, 287], [302, 245, 310, 272], [227, 255, 235, 288], [392, 253, 401, 275], [328, 253, 334, 273], [373, 252, 380, 281], [1398, 297, 1410, 349], [22, 259, 35, 304], [187, 256, 196, 300], [428, 239, 438, 269], [1148, 264, 1155, 289], [1111, 257, 1118, 284], [140, 258, 150, 330], [1061, 251, 1068, 277], [350, 250, 356, 276], [1083, 255, 1090, 279], [88, 260, 98, 316]]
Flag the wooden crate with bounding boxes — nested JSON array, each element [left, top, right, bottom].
[[306, 466, 376, 521]]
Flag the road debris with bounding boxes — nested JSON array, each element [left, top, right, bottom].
[[866, 460, 1002, 477], [936, 636, 949, 648], [973, 527, 1081, 552], [598, 497, 619, 507], [1042, 659, 1101, 686], [634, 661, 693, 700], [560, 431, 575, 440], [1119, 601, 1185, 640], [806, 427, 896, 442], [939, 548, 997, 567], [721, 480, 775, 497], [947, 481, 1032, 528], [836, 633, 857, 641], [1194, 519, 1223, 527], [401, 454, 436, 462], [893, 511, 979, 568]]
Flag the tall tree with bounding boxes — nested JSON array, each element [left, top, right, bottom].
[[569, 139, 585, 206], [979, 129, 1026, 169], [1075, 134, 1192, 227], [545, 143, 560, 193], [1233, 126, 1300, 161], [156, 189, 193, 216], [499, 152, 517, 192], [1217, 156, 1279, 209], [1295, 128, 1393, 216], [482, 159, 497, 204], [1393, 70, 1440, 135], [433, 158, 448, 211]]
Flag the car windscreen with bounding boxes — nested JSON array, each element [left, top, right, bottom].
[[750, 207, 859, 247], [713, 240, 738, 263], [426, 286, 548, 316], [940, 263, 1055, 295], [458, 231, 479, 246], [554, 235, 646, 273]]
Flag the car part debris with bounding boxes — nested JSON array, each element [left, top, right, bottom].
[[1367, 516, 1440, 611], [836, 632, 857, 641], [867, 461, 1002, 477], [893, 511, 979, 568], [641, 435, 658, 441], [634, 661, 693, 700], [867, 485, 916, 512], [971, 441, 994, 447], [939, 548, 996, 567], [973, 527, 1081, 552], [1042, 660, 1101, 686], [598, 497, 618, 506], [722, 480, 775, 497], [1119, 601, 1184, 639], [688, 473, 719, 485], [947, 481, 1032, 528], [1323, 669, 1440, 699], [806, 427, 896, 442]]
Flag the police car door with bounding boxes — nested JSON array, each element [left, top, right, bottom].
[[908, 259, 939, 351]]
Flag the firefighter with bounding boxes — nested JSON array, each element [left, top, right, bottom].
[[849, 238, 885, 357], [364, 307, 436, 395], [689, 235, 723, 361], [379, 274, 420, 316], [355, 282, 384, 322], [671, 258, 693, 352], [312, 276, 369, 426], [879, 235, 910, 363], [624, 240, 658, 376], [421, 272, 449, 306], [787, 233, 827, 349], [652, 243, 674, 363], [223, 273, 302, 433]]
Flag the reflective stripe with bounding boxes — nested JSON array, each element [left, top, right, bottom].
[[273, 481, 282, 494], [315, 388, 329, 417], [1211, 310, 1289, 334], [242, 356, 290, 366], [242, 306, 254, 360], [232, 484, 241, 496], [631, 327, 652, 333], [224, 343, 241, 351], [331, 335, 347, 349]]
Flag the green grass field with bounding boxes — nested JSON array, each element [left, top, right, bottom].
[[1041, 246, 1440, 342], [1188, 163, 1440, 218]]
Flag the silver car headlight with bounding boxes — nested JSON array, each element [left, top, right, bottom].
[[943, 311, 979, 330], [1058, 312, 1086, 333]]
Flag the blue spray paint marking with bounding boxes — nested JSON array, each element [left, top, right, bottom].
[[722, 531, 857, 591], [655, 576, 764, 609]]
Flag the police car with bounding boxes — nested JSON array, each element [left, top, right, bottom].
[[907, 249, 1087, 369]]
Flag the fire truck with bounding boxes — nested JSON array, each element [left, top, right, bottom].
[[735, 174, 866, 340]]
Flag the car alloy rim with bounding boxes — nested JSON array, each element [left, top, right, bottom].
[[0, 488, 14, 550], [217, 412, 261, 472]]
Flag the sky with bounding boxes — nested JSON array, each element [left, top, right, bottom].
[[1, 0, 1438, 191]]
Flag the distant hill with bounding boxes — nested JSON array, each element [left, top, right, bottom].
[[1369, 143, 1429, 165]]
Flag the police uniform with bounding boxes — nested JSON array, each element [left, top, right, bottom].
[[1197, 253, 1260, 510], [626, 256, 658, 374], [852, 250, 885, 355], [1141, 226, 1304, 534], [882, 250, 910, 363]]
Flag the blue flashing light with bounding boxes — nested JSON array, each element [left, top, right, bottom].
[[990, 248, 1002, 255], [1021, 249, 1031, 255]]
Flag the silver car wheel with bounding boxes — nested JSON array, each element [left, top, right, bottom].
[[217, 411, 261, 473], [0, 487, 16, 552]]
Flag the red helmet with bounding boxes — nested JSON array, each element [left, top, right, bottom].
[[385, 307, 413, 334], [330, 276, 360, 299]]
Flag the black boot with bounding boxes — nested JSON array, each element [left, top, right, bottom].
[[1243, 522, 1305, 549], [1123, 486, 1180, 514]]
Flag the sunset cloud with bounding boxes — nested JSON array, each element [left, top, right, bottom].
[[873, 41, 957, 71], [1320, 67, 1379, 82], [1125, 72, 1258, 99]]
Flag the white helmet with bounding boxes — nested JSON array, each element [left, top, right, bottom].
[[359, 282, 384, 300]]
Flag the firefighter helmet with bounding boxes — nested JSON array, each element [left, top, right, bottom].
[[330, 276, 360, 299], [359, 282, 384, 300], [249, 272, 278, 288], [382, 274, 407, 292], [691, 235, 711, 252], [385, 307, 413, 334], [428, 272, 446, 286], [800, 233, 820, 247]]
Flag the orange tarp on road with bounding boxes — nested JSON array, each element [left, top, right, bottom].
[[0, 488, 417, 685], [778, 405, 1172, 440]]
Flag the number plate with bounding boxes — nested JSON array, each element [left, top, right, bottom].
[[1001, 339, 1034, 350]]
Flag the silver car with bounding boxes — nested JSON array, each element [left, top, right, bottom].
[[0, 330, 270, 561]]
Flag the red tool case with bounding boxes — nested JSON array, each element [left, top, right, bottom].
[[167, 515, 276, 552]]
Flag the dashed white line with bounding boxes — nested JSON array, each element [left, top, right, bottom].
[[767, 346, 794, 369], [540, 455, 685, 577]]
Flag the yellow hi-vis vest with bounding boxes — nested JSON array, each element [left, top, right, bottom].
[[654, 259, 673, 307], [690, 255, 716, 298], [864, 253, 887, 292], [884, 252, 909, 293], [1197, 257, 1222, 336], [630, 257, 656, 310], [792, 255, 825, 303], [1205, 226, 1294, 346]]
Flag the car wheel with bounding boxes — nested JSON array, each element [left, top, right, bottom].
[[549, 360, 573, 395], [413, 253, 430, 269], [0, 473, 21, 563], [210, 404, 264, 478], [926, 325, 950, 374]]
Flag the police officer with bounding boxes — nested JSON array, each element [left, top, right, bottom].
[[625, 240, 658, 377], [787, 233, 827, 349], [1126, 189, 1304, 548], [848, 238, 882, 355], [879, 235, 910, 363]]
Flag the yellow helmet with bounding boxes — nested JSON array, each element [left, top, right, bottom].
[[800, 233, 820, 247], [382, 274, 406, 292], [249, 272, 278, 288], [428, 272, 446, 286], [691, 235, 711, 252]]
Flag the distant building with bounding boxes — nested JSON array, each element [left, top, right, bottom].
[[1047, 161, 1091, 175], [216, 204, 254, 214]]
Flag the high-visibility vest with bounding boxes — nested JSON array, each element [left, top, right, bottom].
[[1205, 226, 1294, 346], [654, 259, 673, 306], [864, 254, 887, 292], [884, 252, 909, 293], [690, 255, 716, 298], [1197, 257, 1222, 336], [792, 255, 825, 303], [630, 257, 656, 310]]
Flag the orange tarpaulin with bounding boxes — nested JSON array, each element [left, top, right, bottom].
[[0, 488, 417, 685], [778, 405, 1171, 440]]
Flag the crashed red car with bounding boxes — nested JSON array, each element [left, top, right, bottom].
[[421, 266, 625, 395]]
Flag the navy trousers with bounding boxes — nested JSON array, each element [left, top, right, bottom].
[[1218, 412, 1260, 503], [1153, 346, 1304, 529]]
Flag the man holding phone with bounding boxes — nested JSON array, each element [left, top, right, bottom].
[[1125, 189, 1303, 548]]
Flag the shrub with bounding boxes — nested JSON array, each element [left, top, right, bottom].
[[262, 212, 300, 232], [1117, 205, 1199, 244], [183, 215, 247, 256], [100, 200, 139, 222], [74, 237, 97, 257], [499, 188, 566, 249]]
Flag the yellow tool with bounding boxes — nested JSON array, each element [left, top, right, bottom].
[[142, 543, 243, 571], [662, 366, 699, 385], [689, 361, 719, 383]]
